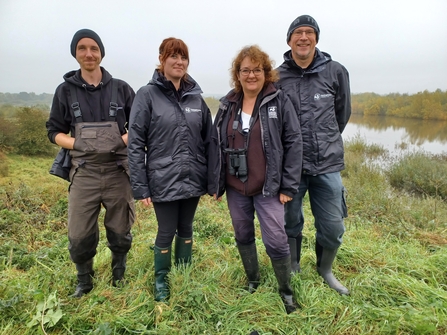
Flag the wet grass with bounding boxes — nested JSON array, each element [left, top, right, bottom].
[[1, 144, 446, 334]]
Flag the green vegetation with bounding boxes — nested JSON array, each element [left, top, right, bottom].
[[352, 89, 447, 120], [0, 105, 55, 158], [1, 138, 446, 334], [0, 92, 53, 107]]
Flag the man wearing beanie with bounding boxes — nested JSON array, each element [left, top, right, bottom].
[[277, 15, 351, 295], [46, 29, 136, 297]]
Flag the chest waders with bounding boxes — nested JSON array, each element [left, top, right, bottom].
[[68, 80, 132, 297]]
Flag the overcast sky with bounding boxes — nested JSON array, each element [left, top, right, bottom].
[[1, 0, 446, 96]]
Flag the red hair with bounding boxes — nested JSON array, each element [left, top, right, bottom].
[[157, 37, 189, 77]]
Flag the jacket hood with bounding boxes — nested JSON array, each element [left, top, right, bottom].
[[148, 69, 203, 96], [63, 67, 113, 90], [283, 48, 331, 74]]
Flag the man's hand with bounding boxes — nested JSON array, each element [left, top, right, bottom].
[[279, 193, 292, 205]]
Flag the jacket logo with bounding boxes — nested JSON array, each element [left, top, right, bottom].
[[268, 106, 278, 118], [314, 93, 332, 101], [185, 107, 201, 113]]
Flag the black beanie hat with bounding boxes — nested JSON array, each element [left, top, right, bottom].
[[287, 15, 320, 43], [70, 29, 105, 58]]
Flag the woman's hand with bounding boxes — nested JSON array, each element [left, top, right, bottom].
[[279, 193, 292, 205], [213, 194, 222, 201], [141, 198, 152, 206]]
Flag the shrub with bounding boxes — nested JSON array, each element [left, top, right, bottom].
[[387, 152, 447, 199], [14, 107, 53, 156]]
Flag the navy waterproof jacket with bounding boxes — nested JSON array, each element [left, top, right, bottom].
[[127, 70, 214, 202], [277, 48, 351, 175], [209, 83, 302, 198]]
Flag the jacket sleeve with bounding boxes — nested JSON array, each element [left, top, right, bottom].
[[334, 64, 351, 134], [200, 98, 216, 196], [46, 84, 72, 144], [280, 93, 302, 197], [127, 87, 152, 200]]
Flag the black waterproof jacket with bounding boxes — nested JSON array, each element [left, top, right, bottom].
[[127, 70, 213, 202], [46, 67, 135, 143], [277, 48, 351, 175], [209, 83, 302, 198]]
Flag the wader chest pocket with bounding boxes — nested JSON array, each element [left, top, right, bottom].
[[81, 129, 97, 139]]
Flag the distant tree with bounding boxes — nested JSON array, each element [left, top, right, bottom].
[[14, 106, 54, 156], [0, 115, 17, 153]]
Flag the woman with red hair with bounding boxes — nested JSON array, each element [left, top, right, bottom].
[[128, 37, 213, 302]]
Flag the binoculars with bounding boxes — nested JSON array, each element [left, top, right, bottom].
[[224, 148, 247, 178]]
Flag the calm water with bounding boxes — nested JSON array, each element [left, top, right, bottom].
[[342, 114, 447, 155]]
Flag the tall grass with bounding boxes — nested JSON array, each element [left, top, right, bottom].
[[1, 144, 447, 334]]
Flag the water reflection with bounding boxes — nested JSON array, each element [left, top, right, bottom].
[[343, 115, 447, 155]]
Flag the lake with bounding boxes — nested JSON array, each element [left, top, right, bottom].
[[342, 114, 447, 155]]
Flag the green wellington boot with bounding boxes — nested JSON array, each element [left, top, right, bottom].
[[154, 245, 172, 302]]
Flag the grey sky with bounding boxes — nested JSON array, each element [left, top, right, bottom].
[[1, 0, 446, 96]]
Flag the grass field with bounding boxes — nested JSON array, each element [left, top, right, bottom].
[[1, 138, 447, 334]]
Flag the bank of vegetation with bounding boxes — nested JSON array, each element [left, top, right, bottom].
[[1, 134, 446, 334], [351, 89, 447, 120]]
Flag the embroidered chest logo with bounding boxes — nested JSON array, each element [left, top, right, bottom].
[[268, 106, 278, 118], [314, 93, 332, 101], [185, 107, 201, 113]]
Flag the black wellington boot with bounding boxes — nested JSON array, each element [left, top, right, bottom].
[[154, 245, 172, 302], [71, 259, 94, 298], [111, 252, 127, 287], [237, 242, 260, 293], [316, 241, 350, 295], [288, 233, 303, 274], [174, 235, 193, 266], [271, 255, 300, 314]]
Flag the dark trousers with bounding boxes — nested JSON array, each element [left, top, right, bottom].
[[68, 162, 135, 263], [226, 187, 289, 260], [153, 197, 200, 248]]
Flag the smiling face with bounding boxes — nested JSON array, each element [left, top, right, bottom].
[[287, 25, 317, 68], [237, 57, 265, 96], [75, 37, 102, 72], [160, 53, 189, 83]]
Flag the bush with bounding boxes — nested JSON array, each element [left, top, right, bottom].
[[14, 107, 54, 156], [387, 152, 447, 199], [0, 152, 8, 176]]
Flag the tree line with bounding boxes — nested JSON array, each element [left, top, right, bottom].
[[351, 89, 447, 120], [1, 89, 446, 157]]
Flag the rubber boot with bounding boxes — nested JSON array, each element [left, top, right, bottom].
[[237, 242, 260, 293], [316, 241, 350, 295], [288, 233, 302, 274], [175, 235, 193, 266], [71, 259, 94, 298], [271, 255, 300, 314], [111, 252, 127, 287], [154, 245, 171, 302]]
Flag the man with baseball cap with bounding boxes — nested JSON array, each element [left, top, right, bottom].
[[46, 29, 136, 297], [277, 15, 351, 295]]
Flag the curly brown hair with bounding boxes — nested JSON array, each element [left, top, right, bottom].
[[230, 45, 279, 93]]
